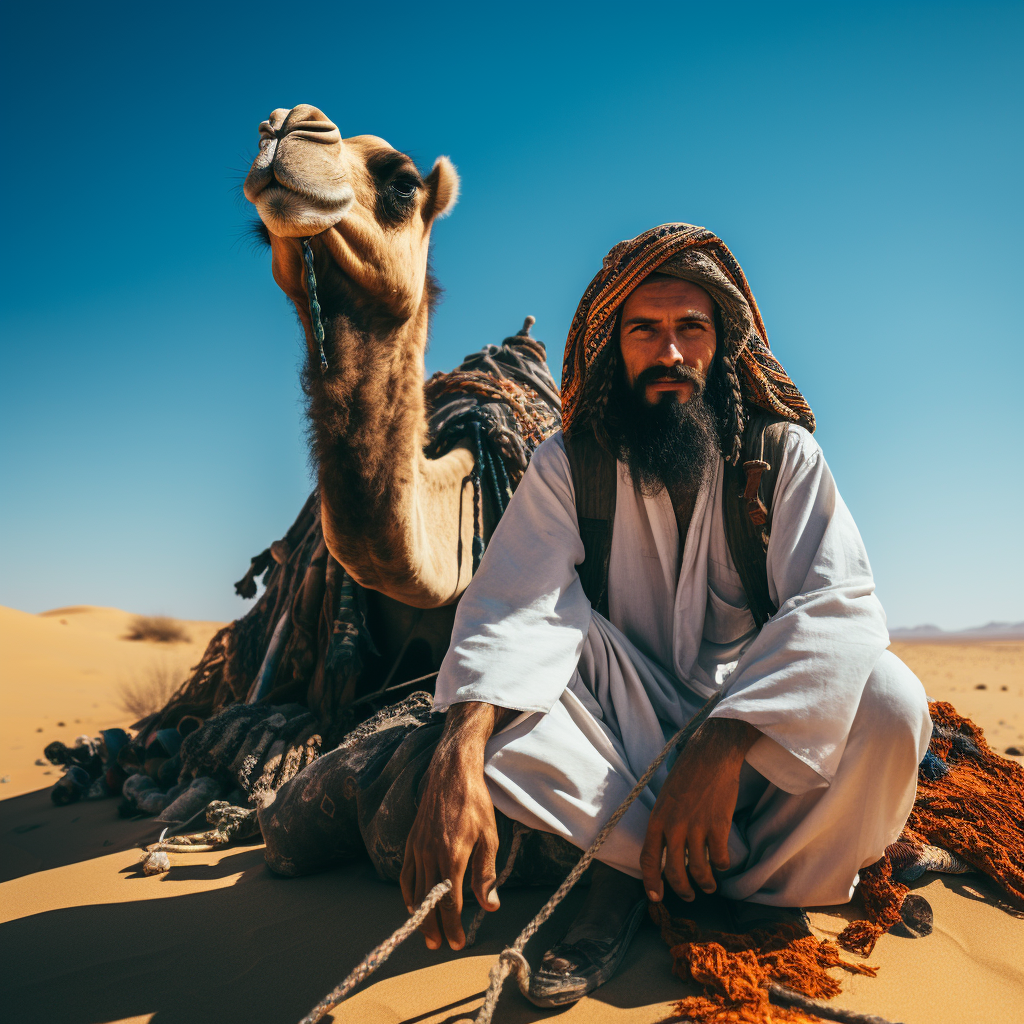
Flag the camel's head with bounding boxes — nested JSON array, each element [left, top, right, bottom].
[[243, 104, 459, 321]]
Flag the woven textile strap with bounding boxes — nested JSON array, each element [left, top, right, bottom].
[[563, 433, 618, 618]]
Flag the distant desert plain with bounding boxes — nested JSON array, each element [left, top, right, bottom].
[[1, 603, 1022, 1023]]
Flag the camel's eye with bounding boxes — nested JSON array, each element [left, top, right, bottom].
[[390, 179, 418, 200], [377, 168, 421, 224]]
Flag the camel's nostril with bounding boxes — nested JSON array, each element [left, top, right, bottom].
[[278, 105, 340, 140], [277, 120, 342, 147], [293, 120, 338, 134]]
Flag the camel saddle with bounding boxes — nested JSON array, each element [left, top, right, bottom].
[[563, 410, 790, 629]]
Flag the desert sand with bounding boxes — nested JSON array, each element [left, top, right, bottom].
[[1, 606, 1022, 1024]]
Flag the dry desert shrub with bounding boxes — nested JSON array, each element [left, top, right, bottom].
[[125, 615, 190, 644], [117, 662, 188, 720]]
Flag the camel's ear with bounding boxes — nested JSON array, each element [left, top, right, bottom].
[[424, 156, 460, 220]]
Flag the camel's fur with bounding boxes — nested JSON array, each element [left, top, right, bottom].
[[244, 105, 478, 608]]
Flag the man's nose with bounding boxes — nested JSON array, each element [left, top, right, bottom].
[[653, 335, 685, 366]]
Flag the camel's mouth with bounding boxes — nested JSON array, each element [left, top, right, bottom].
[[249, 176, 356, 239]]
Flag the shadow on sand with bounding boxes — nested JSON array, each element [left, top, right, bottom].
[[1, 787, 162, 883], [0, 793, 688, 1023]]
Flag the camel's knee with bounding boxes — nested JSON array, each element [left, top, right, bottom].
[[258, 791, 313, 877], [855, 650, 931, 764], [257, 752, 365, 877]]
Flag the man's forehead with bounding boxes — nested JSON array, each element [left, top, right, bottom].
[[623, 274, 714, 314]]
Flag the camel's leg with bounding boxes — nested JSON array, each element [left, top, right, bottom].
[[259, 746, 364, 877]]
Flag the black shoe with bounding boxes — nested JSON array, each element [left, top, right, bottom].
[[725, 898, 809, 934], [526, 898, 648, 1007]]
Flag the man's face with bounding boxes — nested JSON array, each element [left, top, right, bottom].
[[619, 275, 717, 406]]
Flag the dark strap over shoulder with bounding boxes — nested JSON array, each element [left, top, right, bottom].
[[564, 412, 790, 629], [722, 410, 790, 629], [562, 431, 617, 618]]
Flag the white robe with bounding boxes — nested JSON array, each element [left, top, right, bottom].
[[434, 427, 932, 906]]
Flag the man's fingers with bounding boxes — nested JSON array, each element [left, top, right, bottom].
[[640, 823, 666, 902], [438, 864, 467, 950], [400, 835, 417, 912], [663, 831, 695, 902], [470, 828, 501, 912], [685, 832, 717, 893], [416, 855, 444, 950], [708, 821, 731, 873], [412, 847, 426, 912]]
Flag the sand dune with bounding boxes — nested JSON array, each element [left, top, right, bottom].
[[1, 606, 1022, 1023], [0, 605, 224, 798], [889, 640, 1024, 761]]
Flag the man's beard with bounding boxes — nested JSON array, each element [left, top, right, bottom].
[[605, 362, 722, 497]]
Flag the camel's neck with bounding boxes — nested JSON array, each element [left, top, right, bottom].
[[306, 306, 428, 504], [298, 290, 476, 607]]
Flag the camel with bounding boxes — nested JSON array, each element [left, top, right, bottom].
[[243, 104, 483, 610], [43, 105, 559, 816]]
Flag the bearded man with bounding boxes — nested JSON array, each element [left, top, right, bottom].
[[260, 224, 931, 1007], [398, 224, 931, 1004]]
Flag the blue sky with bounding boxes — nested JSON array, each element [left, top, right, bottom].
[[1, 2, 1020, 629]]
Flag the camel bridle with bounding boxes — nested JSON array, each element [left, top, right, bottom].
[[301, 237, 329, 373]]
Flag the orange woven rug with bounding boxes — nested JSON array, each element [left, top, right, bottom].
[[652, 700, 1024, 1023]]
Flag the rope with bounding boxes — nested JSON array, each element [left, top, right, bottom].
[[433, 405, 524, 574], [345, 670, 440, 712], [767, 983, 900, 1024], [472, 690, 722, 1023], [296, 879, 453, 1024], [491, 445, 513, 511], [147, 801, 258, 854], [468, 419, 485, 570], [426, 362, 558, 583], [479, 432, 507, 516], [301, 238, 328, 373], [295, 691, 720, 1023], [464, 822, 530, 947]]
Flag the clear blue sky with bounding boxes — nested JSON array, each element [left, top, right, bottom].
[[1, 2, 1020, 630]]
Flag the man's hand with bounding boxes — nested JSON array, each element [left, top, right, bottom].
[[640, 717, 758, 903], [400, 701, 516, 951]]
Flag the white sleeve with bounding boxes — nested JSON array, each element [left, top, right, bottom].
[[433, 432, 594, 715]]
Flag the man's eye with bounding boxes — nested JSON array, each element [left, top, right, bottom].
[[390, 179, 418, 199]]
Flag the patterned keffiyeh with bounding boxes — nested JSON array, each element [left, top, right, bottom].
[[561, 222, 815, 440]]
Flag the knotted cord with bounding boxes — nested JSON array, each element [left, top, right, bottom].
[[434, 407, 509, 572], [301, 238, 329, 373]]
